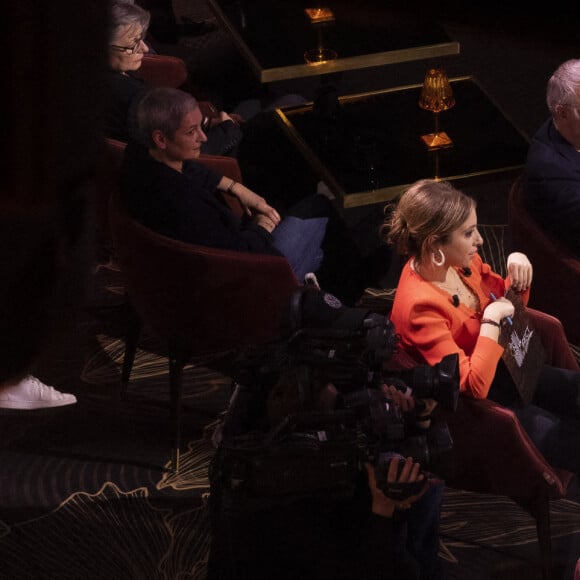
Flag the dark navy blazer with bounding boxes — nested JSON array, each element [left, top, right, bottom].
[[523, 118, 580, 256]]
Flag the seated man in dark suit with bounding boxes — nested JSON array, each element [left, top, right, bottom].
[[523, 59, 580, 256]]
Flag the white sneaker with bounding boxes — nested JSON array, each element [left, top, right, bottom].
[[0, 376, 77, 410]]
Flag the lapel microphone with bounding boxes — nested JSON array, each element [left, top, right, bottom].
[[462, 267, 472, 277], [452, 295, 460, 307]]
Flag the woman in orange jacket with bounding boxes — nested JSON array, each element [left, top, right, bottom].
[[382, 178, 580, 475]]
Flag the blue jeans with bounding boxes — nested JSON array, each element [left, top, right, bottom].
[[272, 215, 328, 281]]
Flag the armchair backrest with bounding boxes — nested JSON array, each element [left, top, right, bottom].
[[89, 137, 130, 260], [104, 137, 127, 178], [508, 175, 580, 343], [139, 54, 188, 89]]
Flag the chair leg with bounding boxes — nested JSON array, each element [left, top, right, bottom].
[[529, 495, 553, 580], [168, 352, 184, 473]]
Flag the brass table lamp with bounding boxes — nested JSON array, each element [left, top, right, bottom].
[[418, 68, 456, 149], [304, 7, 337, 64]]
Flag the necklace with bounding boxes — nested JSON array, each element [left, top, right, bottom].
[[434, 268, 480, 310], [432, 267, 462, 293], [414, 261, 480, 311]]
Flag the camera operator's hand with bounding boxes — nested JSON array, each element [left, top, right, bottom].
[[365, 459, 428, 518], [381, 384, 436, 429], [381, 384, 415, 412]]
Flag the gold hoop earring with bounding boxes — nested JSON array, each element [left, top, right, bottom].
[[432, 249, 445, 267]]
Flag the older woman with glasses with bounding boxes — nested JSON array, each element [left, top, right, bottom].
[[106, 1, 243, 156]]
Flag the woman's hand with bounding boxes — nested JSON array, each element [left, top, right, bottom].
[[506, 252, 533, 291], [483, 296, 515, 323], [220, 179, 281, 225], [249, 196, 281, 225], [254, 214, 277, 233]]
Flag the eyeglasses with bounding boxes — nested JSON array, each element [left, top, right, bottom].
[[110, 37, 144, 55]]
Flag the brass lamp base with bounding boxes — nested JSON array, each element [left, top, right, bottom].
[[420, 131, 454, 150], [304, 47, 338, 64]]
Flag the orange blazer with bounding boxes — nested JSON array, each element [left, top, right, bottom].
[[390, 254, 530, 399]]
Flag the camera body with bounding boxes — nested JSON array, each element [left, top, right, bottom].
[[210, 288, 459, 509]]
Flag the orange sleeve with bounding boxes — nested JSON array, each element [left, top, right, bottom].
[[403, 302, 504, 399]]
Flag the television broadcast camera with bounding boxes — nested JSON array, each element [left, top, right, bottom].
[[210, 287, 459, 509]]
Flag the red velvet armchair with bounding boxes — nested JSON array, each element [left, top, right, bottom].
[[508, 175, 580, 344], [107, 150, 300, 471], [387, 307, 576, 580]]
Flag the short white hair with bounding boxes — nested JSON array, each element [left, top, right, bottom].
[[109, 1, 150, 44], [546, 59, 580, 115]]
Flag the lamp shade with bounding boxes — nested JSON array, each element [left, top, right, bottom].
[[418, 68, 455, 113]]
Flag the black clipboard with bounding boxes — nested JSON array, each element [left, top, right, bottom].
[[498, 289, 546, 405]]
